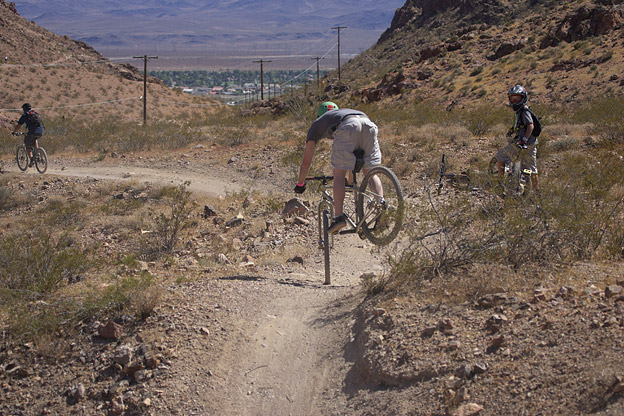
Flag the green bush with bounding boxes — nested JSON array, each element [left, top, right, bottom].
[[388, 150, 624, 291], [0, 231, 90, 302], [141, 181, 195, 258], [461, 105, 508, 136]]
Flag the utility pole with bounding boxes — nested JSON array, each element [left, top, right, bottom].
[[311, 57, 324, 88], [133, 55, 158, 126], [331, 26, 346, 82], [253, 59, 271, 100]]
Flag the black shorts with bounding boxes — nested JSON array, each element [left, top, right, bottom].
[[24, 134, 41, 148]]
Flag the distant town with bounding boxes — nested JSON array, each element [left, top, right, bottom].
[[150, 69, 329, 104]]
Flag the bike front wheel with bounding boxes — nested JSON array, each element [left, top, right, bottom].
[[34, 147, 48, 174], [357, 166, 405, 246], [322, 209, 331, 285], [16, 145, 29, 171]]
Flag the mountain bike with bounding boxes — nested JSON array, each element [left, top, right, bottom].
[[12, 132, 48, 174], [306, 159, 405, 284], [488, 143, 531, 198], [438, 153, 471, 193]]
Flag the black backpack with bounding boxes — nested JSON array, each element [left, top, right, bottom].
[[26, 110, 43, 128], [522, 107, 542, 137]]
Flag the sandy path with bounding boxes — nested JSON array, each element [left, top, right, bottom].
[[23, 156, 391, 414]]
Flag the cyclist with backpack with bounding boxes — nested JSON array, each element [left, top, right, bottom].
[[12, 103, 44, 167], [495, 85, 540, 192], [294, 101, 383, 234]]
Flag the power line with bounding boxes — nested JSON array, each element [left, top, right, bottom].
[[0, 97, 142, 112]]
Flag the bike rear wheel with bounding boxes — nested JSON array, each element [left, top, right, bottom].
[[16, 145, 28, 171], [357, 166, 405, 246], [34, 147, 48, 174], [322, 209, 331, 285], [509, 161, 528, 198], [488, 156, 499, 175]]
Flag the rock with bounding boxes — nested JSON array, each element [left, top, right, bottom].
[[487, 39, 526, 60], [486, 314, 508, 333], [112, 345, 134, 366], [144, 352, 160, 369], [67, 383, 86, 404], [438, 318, 454, 334], [225, 214, 245, 228], [294, 216, 310, 225], [110, 397, 125, 415], [216, 253, 230, 264], [473, 363, 488, 374], [454, 403, 484, 416], [533, 288, 547, 302], [242, 196, 255, 208], [288, 256, 304, 265], [282, 198, 308, 216], [98, 322, 123, 340], [605, 285, 623, 298], [124, 360, 145, 378], [227, 157, 239, 164], [202, 205, 217, 218], [491, 334, 506, 348], [447, 340, 461, 350], [478, 293, 508, 308], [421, 326, 437, 338]]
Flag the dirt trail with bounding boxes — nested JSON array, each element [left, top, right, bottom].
[[28, 157, 390, 414], [47, 164, 246, 197]]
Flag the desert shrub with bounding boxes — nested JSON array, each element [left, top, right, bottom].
[[460, 105, 508, 136], [217, 126, 252, 147], [39, 196, 87, 228], [388, 150, 624, 292], [572, 96, 624, 145], [82, 272, 161, 321], [0, 231, 89, 302], [141, 182, 195, 258]]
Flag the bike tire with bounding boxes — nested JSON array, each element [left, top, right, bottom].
[[322, 209, 331, 285], [34, 147, 48, 174], [357, 166, 405, 246], [488, 156, 499, 175], [16, 145, 28, 171], [509, 161, 524, 197], [317, 200, 333, 249]]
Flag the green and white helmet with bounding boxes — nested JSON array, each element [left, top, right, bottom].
[[317, 101, 339, 117]]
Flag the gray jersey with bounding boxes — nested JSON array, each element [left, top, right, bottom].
[[515, 106, 536, 145], [306, 108, 366, 143]]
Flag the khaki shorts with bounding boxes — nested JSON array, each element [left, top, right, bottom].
[[331, 115, 381, 171], [495, 141, 538, 174]]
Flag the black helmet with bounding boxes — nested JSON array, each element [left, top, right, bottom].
[[507, 85, 527, 111], [22, 103, 31, 112]]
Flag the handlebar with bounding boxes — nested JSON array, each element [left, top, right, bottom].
[[11, 132, 25, 136]]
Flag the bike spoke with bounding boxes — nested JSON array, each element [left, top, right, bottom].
[[357, 167, 404, 246]]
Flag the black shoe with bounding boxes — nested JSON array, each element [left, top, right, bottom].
[[328, 214, 347, 235], [28, 159, 35, 167]]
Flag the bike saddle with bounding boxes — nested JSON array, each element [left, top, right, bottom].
[[353, 148, 365, 173]]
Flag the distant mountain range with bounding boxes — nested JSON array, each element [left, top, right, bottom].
[[12, 0, 405, 58]]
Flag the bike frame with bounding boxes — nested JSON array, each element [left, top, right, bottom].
[[315, 178, 371, 238]]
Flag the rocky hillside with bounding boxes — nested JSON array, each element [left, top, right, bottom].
[[336, 0, 624, 107], [0, 0, 219, 126]]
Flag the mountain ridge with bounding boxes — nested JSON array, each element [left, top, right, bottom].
[[12, 0, 404, 56]]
